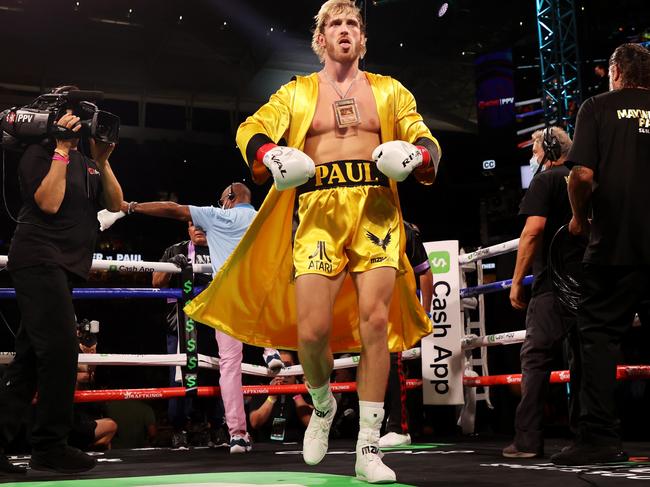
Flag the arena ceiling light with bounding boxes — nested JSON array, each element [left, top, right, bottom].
[[435, 1, 449, 17]]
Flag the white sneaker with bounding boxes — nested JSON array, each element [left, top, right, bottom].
[[229, 433, 252, 453], [302, 396, 337, 465], [378, 432, 411, 448], [263, 348, 284, 372], [355, 442, 397, 483]]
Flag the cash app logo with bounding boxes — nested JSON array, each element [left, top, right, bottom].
[[428, 251, 450, 274]]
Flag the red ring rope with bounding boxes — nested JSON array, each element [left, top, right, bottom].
[[462, 365, 650, 387], [73, 380, 424, 403], [72, 365, 650, 402]]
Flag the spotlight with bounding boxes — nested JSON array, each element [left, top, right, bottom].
[[435, 1, 449, 17]]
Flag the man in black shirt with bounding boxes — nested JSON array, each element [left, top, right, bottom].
[[248, 351, 312, 442], [592, 64, 609, 96], [379, 221, 433, 447], [0, 87, 123, 474], [503, 126, 577, 458], [552, 43, 650, 466]]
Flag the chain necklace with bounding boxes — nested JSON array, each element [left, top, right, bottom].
[[322, 70, 359, 99]]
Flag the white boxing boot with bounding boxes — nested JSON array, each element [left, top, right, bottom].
[[302, 386, 337, 465], [355, 403, 396, 484], [378, 432, 411, 448]]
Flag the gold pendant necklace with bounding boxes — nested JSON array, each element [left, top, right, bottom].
[[323, 71, 362, 128]]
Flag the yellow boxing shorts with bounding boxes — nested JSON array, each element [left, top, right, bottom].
[[293, 160, 401, 277]]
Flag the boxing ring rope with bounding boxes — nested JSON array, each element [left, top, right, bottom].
[[2, 251, 649, 437], [463, 365, 650, 387], [461, 330, 527, 350], [0, 288, 209, 299], [0, 327, 526, 372], [0, 255, 211, 275], [71, 364, 650, 403], [0, 253, 539, 395], [458, 239, 519, 264], [72, 380, 425, 403], [0, 280, 534, 300], [460, 275, 534, 298]]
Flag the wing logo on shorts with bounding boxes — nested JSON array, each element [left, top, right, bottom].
[[308, 241, 332, 262], [365, 227, 392, 251]]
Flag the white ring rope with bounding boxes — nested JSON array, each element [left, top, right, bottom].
[[1, 238, 526, 391], [3, 242, 520, 273], [458, 239, 520, 264], [0, 255, 212, 275], [0, 329, 526, 375], [461, 330, 526, 350]]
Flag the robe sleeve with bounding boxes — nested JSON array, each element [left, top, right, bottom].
[[236, 80, 296, 184], [393, 79, 441, 186]]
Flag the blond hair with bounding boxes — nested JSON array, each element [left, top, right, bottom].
[[311, 0, 366, 63], [531, 126, 572, 160]]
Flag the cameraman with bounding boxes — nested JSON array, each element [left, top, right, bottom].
[[0, 85, 123, 474], [69, 325, 117, 452], [248, 351, 312, 442]]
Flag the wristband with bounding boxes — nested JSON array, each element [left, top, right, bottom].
[[52, 153, 70, 164], [127, 202, 138, 215], [415, 145, 430, 168], [266, 396, 277, 404], [256, 143, 277, 164]]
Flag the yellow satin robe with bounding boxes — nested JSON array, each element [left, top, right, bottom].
[[184, 72, 441, 353]]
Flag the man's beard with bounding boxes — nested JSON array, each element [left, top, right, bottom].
[[326, 40, 362, 63]]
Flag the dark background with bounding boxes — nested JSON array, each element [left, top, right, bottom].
[[1, 0, 649, 438]]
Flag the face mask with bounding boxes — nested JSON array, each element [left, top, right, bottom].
[[529, 155, 540, 175]]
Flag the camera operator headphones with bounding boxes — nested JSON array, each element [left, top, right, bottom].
[[226, 182, 236, 202], [542, 126, 562, 162]]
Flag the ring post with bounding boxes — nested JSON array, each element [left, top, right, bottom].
[[421, 240, 464, 406], [180, 264, 198, 397]]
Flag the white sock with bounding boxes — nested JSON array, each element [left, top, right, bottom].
[[307, 381, 333, 412], [359, 401, 385, 428]]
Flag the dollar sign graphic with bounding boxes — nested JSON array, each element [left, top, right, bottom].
[[188, 356, 198, 369], [183, 280, 193, 294], [185, 318, 195, 333]]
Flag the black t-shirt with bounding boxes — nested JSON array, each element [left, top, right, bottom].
[[7, 144, 104, 279], [248, 394, 306, 442], [159, 240, 212, 334], [519, 165, 572, 294], [404, 222, 430, 284], [567, 89, 650, 266]]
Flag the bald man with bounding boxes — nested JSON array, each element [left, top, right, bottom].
[[119, 183, 255, 453]]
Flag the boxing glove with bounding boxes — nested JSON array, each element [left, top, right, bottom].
[[97, 209, 125, 231], [167, 254, 190, 270], [372, 141, 431, 182], [257, 143, 316, 191]]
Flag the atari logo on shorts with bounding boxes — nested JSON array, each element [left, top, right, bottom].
[[308, 240, 333, 272]]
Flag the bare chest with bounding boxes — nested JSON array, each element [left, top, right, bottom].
[[309, 78, 380, 138]]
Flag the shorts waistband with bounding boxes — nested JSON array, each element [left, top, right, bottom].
[[299, 160, 389, 194]]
